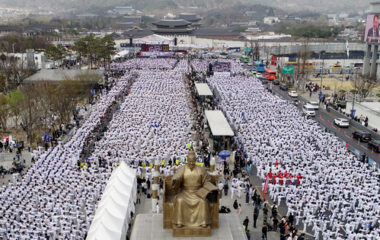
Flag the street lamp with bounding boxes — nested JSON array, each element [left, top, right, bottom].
[[350, 68, 358, 119], [319, 52, 325, 104]]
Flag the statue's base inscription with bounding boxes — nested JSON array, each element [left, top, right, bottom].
[[173, 225, 211, 237]]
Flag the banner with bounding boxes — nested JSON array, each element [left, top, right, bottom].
[[213, 61, 231, 72], [213, 72, 231, 77], [42, 133, 50, 143], [364, 14, 380, 43], [139, 52, 172, 57], [263, 174, 270, 202], [141, 44, 169, 52], [282, 65, 294, 74]]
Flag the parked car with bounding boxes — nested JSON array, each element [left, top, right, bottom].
[[288, 90, 298, 98], [273, 79, 280, 85], [368, 139, 380, 153], [279, 84, 288, 91], [307, 101, 319, 110], [302, 104, 316, 117], [329, 101, 347, 110], [334, 118, 350, 128], [352, 131, 371, 142]]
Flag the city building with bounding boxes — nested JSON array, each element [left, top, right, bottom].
[[0, 25, 18, 36], [113, 16, 143, 31], [23, 24, 57, 37], [178, 13, 202, 28], [264, 17, 280, 25], [194, 28, 244, 40], [76, 13, 98, 18], [113, 6, 135, 15], [0, 51, 45, 69], [246, 11, 266, 21], [122, 28, 154, 39]]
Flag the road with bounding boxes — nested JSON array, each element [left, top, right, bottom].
[[267, 82, 380, 166]]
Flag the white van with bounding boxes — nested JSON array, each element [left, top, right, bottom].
[[302, 104, 316, 117], [307, 101, 319, 110]]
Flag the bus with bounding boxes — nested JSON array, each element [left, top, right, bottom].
[[174, 49, 188, 54], [264, 68, 277, 80], [227, 47, 241, 52], [330, 63, 342, 69], [253, 61, 265, 72], [240, 55, 249, 63], [270, 56, 278, 65], [285, 62, 313, 70]]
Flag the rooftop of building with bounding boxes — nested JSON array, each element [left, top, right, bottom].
[[179, 13, 202, 22], [152, 19, 192, 27], [194, 28, 241, 37], [122, 28, 154, 38], [24, 69, 104, 83], [0, 25, 18, 31], [24, 24, 56, 31], [114, 6, 133, 10]]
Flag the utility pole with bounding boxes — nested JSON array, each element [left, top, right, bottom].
[[351, 69, 358, 119], [320, 59, 324, 94], [250, 40, 254, 64]]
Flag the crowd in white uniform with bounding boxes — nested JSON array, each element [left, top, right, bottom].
[[206, 72, 380, 239], [90, 59, 193, 179], [0, 71, 137, 239], [0, 58, 193, 239], [0, 56, 378, 240], [110, 58, 178, 71]]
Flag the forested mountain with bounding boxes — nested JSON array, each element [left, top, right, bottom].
[[0, 0, 372, 13]]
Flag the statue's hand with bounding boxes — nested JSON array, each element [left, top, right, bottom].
[[172, 179, 179, 192]]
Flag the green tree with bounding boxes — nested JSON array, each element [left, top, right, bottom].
[[0, 94, 9, 132], [100, 35, 115, 70], [19, 84, 41, 144], [73, 34, 115, 69], [7, 89, 25, 129], [72, 38, 88, 69], [45, 44, 67, 68], [83, 34, 97, 69]]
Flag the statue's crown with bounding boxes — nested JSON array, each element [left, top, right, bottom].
[[188, 149, 196, 160]]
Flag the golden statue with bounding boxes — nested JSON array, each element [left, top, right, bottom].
[[163, 150, 219, 237]]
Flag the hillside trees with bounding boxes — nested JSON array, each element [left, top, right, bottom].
[[72, 34, 115, 70], [0, 75, 98, 144]]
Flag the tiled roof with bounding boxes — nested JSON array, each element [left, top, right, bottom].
[[152, 19, 192, 27]]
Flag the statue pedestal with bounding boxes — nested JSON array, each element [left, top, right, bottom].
[[173, 225, 211, 237], [130, 213, 247, 240]]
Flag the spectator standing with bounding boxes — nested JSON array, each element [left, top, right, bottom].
[[253, 205, 259, 228]]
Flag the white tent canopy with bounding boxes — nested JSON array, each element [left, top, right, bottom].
[[135, 34, 173, 44], [112, 50, 130, 60], [205, 110, 234, 136], [87, 162, 137, 240], [195, 83, 213, 96]]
